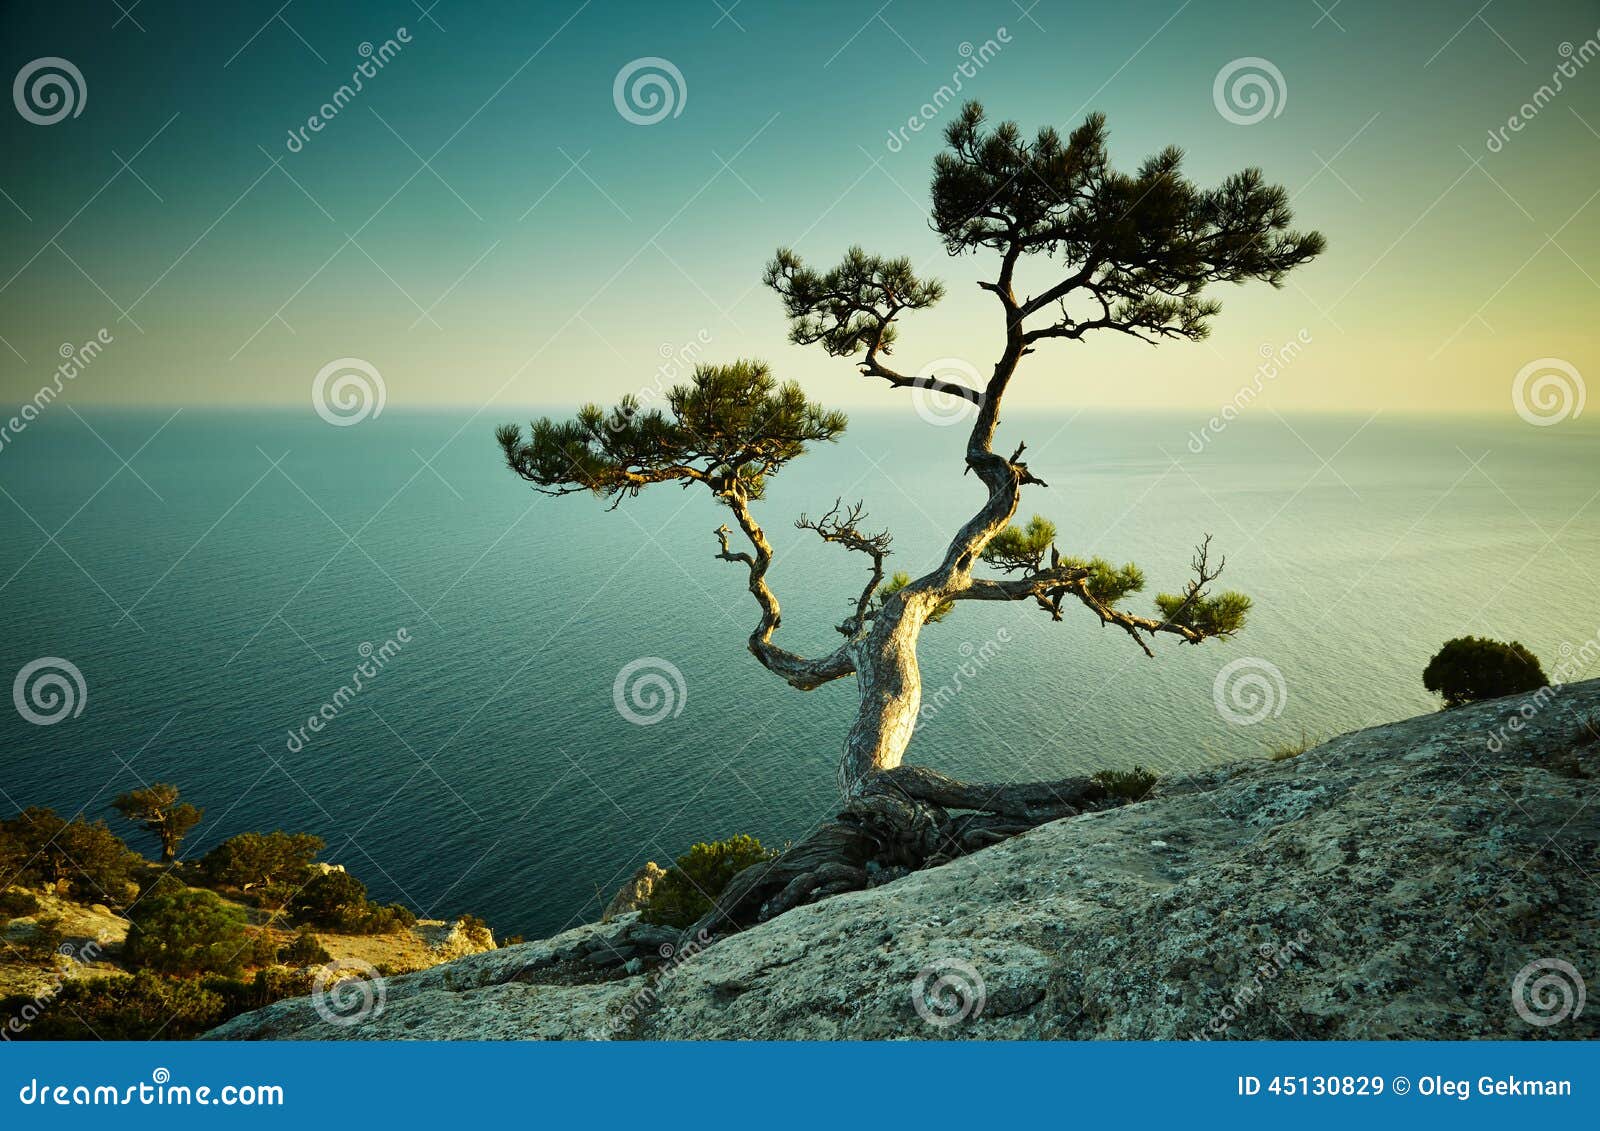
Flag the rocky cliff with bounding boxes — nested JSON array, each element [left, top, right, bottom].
[[209, 678, 1600, 1040]]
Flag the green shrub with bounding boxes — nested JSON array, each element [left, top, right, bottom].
[[1268, 731, 1317, 761], [280, 928, 331, 966], [0, 972, 230, 1041], [0, 809, 139, 904], [351, 902, 416, 935], [16, 913, 66, 962], [202, 830, 325, 891], [639, 835, 776, 929], [202, 967, 318, 1017], [288, 870, 415, 934], [1092, 766, 1158, 801], [0, 887, 40, 919], [1423, 636, 1548, 708], [252, 882, 298, 912], [124, 884, 255, 977], [287, 870, 368, 929]]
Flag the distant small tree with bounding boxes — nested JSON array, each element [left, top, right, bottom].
[[124, 881, 254, 977], [202, 830, 325, 891], [1424, 636, 1548, 708], [111, 783, 203, 863], [498, 101, 1322, 934]]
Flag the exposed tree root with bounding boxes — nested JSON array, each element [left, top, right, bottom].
[[683, 766, 1110, 942]]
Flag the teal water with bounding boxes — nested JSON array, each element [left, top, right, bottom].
[[2, 408, 1596, 939]]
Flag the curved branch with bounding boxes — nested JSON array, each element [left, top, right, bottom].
[[713, 491, 855, 690]]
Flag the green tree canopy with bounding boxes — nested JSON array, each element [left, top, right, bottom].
[[124, 881, 257, 977], [111, 783, 203, 863], [1, 808, 140, 904], [496, 360, 847, 505], [1423, 636, 1549, 708], [202, 830, 325, 891]]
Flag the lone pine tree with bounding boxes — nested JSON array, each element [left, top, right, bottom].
[[499, 102, 1323, 933]]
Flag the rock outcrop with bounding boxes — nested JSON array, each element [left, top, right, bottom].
[[208, 680, 1600, 1040], [603, 862, 666, 922]]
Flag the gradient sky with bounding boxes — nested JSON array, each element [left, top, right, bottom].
[[1, 0, 1597, 416]]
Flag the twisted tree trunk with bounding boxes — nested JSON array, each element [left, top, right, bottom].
[[838, 589, 933, 794], [676, 340, 1119, 940]]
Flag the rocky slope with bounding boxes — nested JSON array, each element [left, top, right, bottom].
[[209, 679, 1600, 1040]]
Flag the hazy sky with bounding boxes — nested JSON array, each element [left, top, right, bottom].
[[2, 0, 1597, 416]]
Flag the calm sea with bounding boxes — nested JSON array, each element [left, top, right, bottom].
[[2, 407, 1596, 939]]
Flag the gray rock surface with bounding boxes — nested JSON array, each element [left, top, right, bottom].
[[209, 680, 1600, 1040]]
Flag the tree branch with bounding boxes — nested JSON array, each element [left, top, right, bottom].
[[795, 499, 892, 634], [713, 490, 856, 690]]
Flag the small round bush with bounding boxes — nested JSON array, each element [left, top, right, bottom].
[[124, 881, 255, 977], [639, 835, 776, 929], [287, 870, 369, 929], [0, 887, 40, 920], [1423, 636, 1548, 708], [280, 928, 331, 966], [1091, 765, 1158, 800]]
